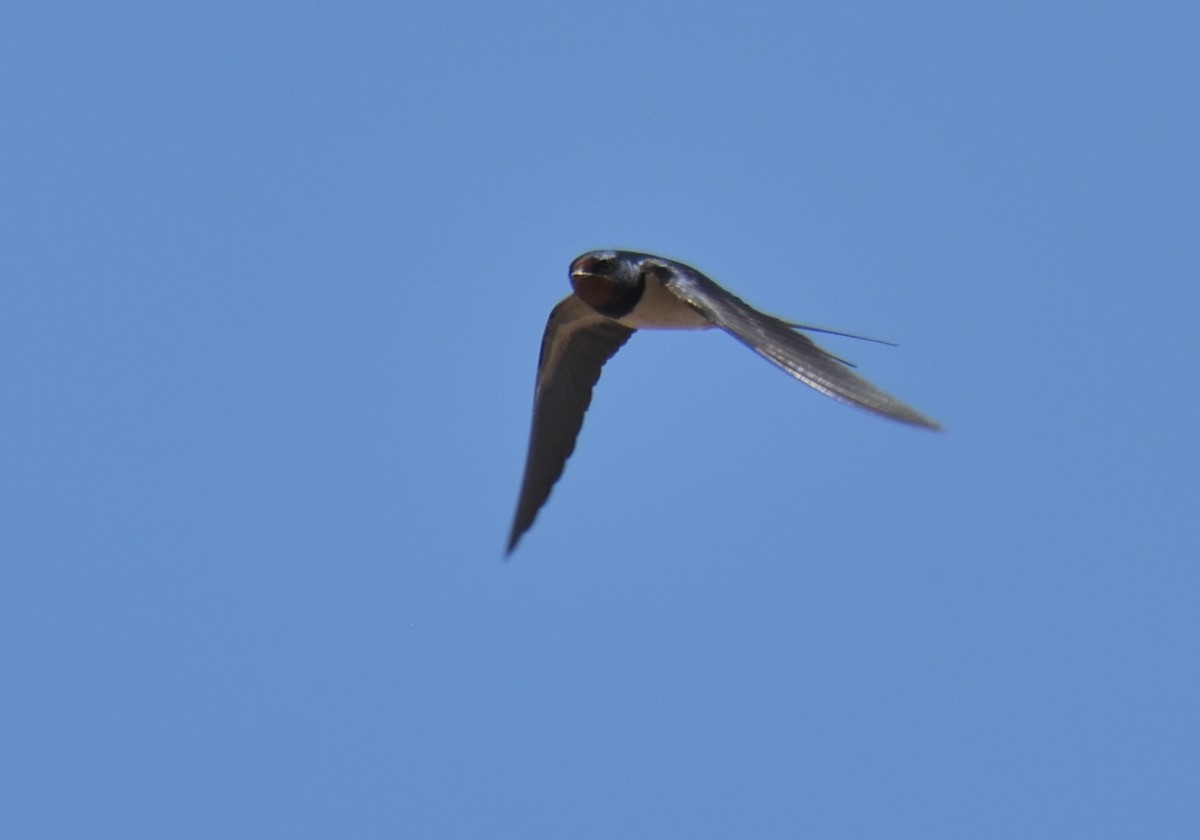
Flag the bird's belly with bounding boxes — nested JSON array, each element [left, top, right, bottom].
[[617, 279, 713, 330]]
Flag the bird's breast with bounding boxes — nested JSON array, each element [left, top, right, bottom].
[[616, 276, 713, 330]]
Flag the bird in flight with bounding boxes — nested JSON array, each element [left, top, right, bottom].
[[506, 250, 940, 554]]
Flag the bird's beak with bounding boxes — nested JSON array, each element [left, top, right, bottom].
[[569, 255, 598, 278]]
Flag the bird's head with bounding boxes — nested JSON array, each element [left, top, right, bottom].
[[569, 250, 647, 318]]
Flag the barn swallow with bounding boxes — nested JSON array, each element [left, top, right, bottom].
[[506, 250, 940, 554]]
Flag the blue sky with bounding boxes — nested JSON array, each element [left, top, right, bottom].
[[3, 1, 1197, 837]]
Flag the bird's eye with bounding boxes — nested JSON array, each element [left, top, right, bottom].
[[590, 257, 616, 274]]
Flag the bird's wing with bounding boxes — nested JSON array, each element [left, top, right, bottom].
[[662, 268, 940, 430], [507, 295, 635, 553]]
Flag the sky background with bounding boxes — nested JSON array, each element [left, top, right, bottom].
[[3, 1, 1198, 837]]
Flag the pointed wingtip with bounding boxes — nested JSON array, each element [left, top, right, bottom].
[[504, 529, 522, 557], [892, 408, 942, 432]]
